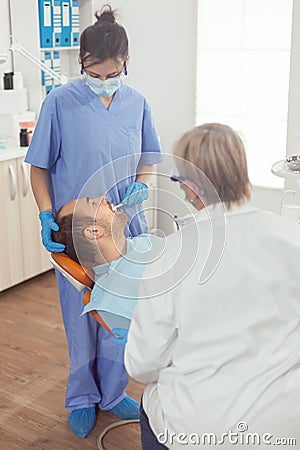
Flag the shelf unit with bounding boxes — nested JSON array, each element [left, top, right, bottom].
[[9, 0, 97, 114], [39, 46, 80, 52]]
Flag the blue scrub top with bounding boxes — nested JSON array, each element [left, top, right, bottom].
[[25, 78, 162, 236]]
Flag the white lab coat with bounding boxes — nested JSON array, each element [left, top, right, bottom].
[[125, 203, 300, 449]]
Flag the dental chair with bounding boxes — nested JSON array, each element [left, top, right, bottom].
[[50, 252, 140, 450], [50, 252, 115, 336]]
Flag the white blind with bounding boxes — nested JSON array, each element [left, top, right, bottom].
[[196, 0, 293, 187]]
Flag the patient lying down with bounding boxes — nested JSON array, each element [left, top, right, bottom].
[[52, 196, 162, 336]]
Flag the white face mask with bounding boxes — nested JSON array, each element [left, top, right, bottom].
[[85, 73, 124, 97]]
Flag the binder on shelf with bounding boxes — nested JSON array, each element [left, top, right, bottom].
[[38, 0, 53, 48], [41, 51, 52, 86], [41, 51, 54, 96], [43, 72, 54, 95], [44, 83, 54, 96], [71, 0, 80, 47], [61, 0, 71, 47], [52, 51, 61, 88], [52, 0, 62, 47]]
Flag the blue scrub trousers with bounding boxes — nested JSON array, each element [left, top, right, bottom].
[[56, 270, 128, 411]]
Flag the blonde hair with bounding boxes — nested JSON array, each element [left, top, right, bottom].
[[172, 123, 251, 209]]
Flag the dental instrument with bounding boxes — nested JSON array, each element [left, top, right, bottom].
[[111, 202, 124, 212]]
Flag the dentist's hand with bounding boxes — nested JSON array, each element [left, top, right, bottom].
[[122, 182, 149, 206], [39, 210, 65, 252], [112, 328, 128, 347]]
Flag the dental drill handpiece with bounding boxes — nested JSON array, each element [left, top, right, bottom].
[[111, 203, 124, 212]]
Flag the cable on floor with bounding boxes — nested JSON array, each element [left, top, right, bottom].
[[97, 419, 140, 450]]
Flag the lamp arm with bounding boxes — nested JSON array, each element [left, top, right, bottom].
[[10, 42, 68, 85]]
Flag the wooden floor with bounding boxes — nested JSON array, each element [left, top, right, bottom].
[[0, 270, 144, 450]]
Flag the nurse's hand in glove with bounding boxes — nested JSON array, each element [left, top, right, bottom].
[[112, 328, 128, 347], [122, 181, 149, 206], [39, 210, 65, 253]]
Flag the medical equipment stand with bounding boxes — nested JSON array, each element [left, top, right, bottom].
[[271, 160, 300, 224]]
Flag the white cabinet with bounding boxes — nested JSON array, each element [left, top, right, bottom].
[[16, 156, 51, 277], [0, 158, 23, 289], [0, 154, 51, 292]]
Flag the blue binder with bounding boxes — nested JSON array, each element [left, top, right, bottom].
[[52, 51, 61, 88], [52, 0, 62, 47], [61, 0, 71, 46], [41, 51, 52, 86], [38, 0, 53, 48], [41, 51, 54, 96], [46, 84, 53, 95], [71, 0, 79, 47]]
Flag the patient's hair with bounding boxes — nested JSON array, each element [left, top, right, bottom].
[[173, 123, 251, 209], [52, 213, 98, 265]]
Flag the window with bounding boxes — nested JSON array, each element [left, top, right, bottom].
[[196, 0, 293, 187]]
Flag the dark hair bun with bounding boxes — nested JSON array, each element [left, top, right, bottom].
[[95, 4, 116, 24]]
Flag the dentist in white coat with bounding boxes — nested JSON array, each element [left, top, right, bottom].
[[125, 123, 300, 449]]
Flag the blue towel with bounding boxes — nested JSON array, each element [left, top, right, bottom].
[[81, 234, 162, 329]]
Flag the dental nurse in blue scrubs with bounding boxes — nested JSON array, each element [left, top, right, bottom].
[[25, 4, 162, 439]]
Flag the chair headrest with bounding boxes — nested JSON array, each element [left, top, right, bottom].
[[50, 253, 94, 291]]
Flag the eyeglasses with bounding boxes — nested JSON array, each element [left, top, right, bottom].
[[170, 175, 206, 196], [170, 175, 189, 183], [81, 61, 128, 79]]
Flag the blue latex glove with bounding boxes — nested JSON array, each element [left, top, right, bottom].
[[112, 328, 128, 346], [122, 181, 149, 206], [39, 210, 65, 252]]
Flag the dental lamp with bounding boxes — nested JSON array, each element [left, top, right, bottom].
[[0, 41, 68, 85]]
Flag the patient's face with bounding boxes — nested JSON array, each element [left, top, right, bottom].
[[59, 196, 128, 230]]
